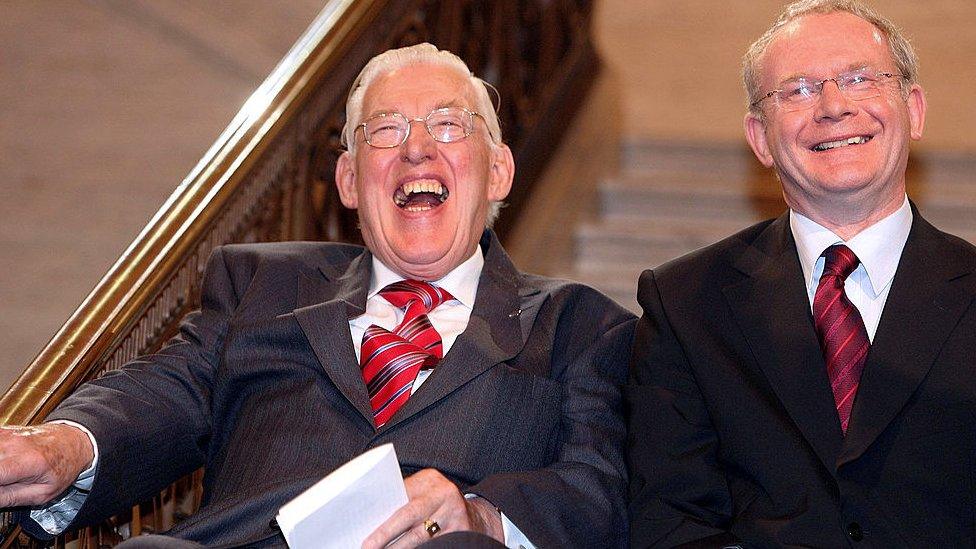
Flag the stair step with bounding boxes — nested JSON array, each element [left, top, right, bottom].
[[619, 140, 759, 176], [575, 217, 753, 268], [599, 172, 785, 220]]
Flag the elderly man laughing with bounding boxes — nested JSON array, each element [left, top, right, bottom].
[[0, 44, 634, 549]]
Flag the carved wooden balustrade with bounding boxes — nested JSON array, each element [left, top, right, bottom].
[[0, 0, 599, 546]]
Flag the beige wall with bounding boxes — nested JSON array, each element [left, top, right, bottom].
[[0, 0, 324, 392], [595, 0, 976, 154]]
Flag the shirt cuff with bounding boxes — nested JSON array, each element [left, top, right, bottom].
[[27, 487, 90, 535], [500, 512, 536, 549]]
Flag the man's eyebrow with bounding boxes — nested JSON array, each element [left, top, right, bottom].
[[778, 72, 807, 84], [846, 61, 874, 71], [433, 100, 465, 110]]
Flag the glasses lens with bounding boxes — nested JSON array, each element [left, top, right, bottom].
[[426, 108, 472, 143], [364, 113, 408, 148], [839, 70, 882, 101], [776, 80, 819, 111]]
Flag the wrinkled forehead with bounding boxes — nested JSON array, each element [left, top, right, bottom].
[[360, 63, 479, 119], [762, 12, 893, 83]]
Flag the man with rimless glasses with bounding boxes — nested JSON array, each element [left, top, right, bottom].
[[628, 0, 976, 546], [1, 44, 634, 548]]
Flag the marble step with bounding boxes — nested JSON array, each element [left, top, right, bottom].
[[618, 140, 762, 177], [575, 216, 755, 268], [598, 171, 786, 220]]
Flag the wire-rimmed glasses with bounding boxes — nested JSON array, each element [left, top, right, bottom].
[[752, 68, 906, 112], [358, 106, 486, 148]]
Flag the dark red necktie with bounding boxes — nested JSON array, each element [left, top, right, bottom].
[[812, 245, 870, 434], [360, 280, 453, 428]]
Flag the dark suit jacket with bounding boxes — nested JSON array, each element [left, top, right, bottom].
[[23, 230, 635, 548], [627, 210, 976, 548]]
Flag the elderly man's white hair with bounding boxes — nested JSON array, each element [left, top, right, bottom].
[[340, 43, 506, 227]]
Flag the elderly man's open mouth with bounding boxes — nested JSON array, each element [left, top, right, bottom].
[[393, 179, 450, 212]]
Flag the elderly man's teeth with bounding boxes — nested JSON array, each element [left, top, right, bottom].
[[813, 136, 871, 151], [393, 180, 450, 209], [402, 180, 444, 195]]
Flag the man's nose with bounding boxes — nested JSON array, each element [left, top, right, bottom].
[[401, 119, 436, 163], [814, 79, 857, 121]]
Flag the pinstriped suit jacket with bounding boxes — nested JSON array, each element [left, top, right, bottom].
[[24, 230, 635, 548]]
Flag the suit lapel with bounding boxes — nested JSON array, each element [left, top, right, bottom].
[[384, 230, 538, 430], [293, 251, 374, 425], [722, 215, 844, 471], [840, 211, 976, 465]]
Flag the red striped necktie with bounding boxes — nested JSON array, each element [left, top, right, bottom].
[[812, 245, 870, 434], [360, 280, 454, 428]]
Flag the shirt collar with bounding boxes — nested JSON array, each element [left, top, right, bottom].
[[368, 247, 484, 310], [790, 195, 912, 297]]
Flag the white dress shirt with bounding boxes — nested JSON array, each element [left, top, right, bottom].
[[34, 246, 534, 548], [790, 195, 913, 342]]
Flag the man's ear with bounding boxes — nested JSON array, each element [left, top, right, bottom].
[[906, 84, 927, 141], [486, 144, 515, 202], [744, 112, 775, 168], [335, 151, 359, 209]]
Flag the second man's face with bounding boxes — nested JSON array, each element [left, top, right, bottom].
[[745, 12, 926, 220], [336, 63, 513, 280]]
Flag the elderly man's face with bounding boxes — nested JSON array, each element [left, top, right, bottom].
[[744, 12, 926, 221], [336, 63, 513, 280]]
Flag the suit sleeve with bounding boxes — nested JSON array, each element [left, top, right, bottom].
[[626, 270, 739, 548], [470, 290, 635, 548], [19, 247, 242, 536]]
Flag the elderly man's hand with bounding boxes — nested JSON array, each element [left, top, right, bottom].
[[362, 468, 503, 548], [0, 424, 94, 508]]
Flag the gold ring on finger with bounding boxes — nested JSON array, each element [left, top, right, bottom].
[[423, 519, 441, 537]]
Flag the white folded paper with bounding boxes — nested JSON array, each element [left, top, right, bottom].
[[276, 443, 408, 549]]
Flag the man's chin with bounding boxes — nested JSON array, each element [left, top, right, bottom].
[[381, 246, 459, 280]]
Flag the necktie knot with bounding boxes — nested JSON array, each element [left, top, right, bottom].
[[822, 244, 860, 280], [379, 280, 453, 315]]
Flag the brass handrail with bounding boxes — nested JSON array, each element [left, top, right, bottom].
[[0, 0, 383, 427]]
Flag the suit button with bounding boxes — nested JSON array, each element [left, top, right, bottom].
[[847, 522, 863, 541]]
